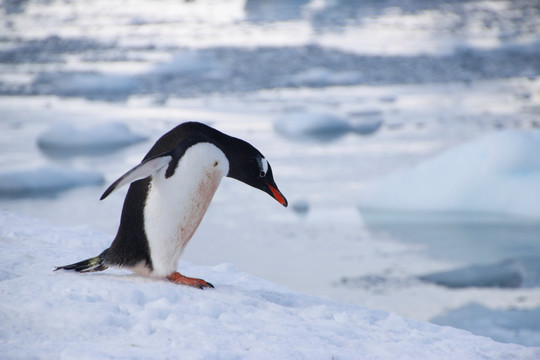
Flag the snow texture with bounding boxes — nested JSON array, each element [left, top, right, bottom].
[[38, 122, 147, 156], [0, 166, 104, 198], [1, 211, 539, 359], [358, 130, 540, 220]]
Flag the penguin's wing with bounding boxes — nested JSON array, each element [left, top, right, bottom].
[[100, 152, 173, 200]]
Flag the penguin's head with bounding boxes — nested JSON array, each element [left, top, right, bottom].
[[226, 140, 288, 208]]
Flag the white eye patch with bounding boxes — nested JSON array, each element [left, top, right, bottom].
[[258, 157, 268, 177]]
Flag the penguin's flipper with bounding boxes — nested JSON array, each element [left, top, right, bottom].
[[100, 153, 173, 200]]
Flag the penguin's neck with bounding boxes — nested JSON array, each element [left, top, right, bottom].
[[143, 142, 229, 277]]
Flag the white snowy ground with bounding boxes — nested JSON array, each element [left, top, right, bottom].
[[1, 211, 539, 359]]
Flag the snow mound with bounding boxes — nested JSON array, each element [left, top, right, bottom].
[[38, 122, 147, 157], [358, 130, 540, 220], [432, 303, 540, 347], [0, 166, 104, 197], [274, 111, 352, 142], [1, 211, 538, 359], [419, 256, 540, 289]]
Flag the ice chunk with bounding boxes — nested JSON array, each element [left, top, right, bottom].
[[0, 166, 104, 198], [288, 67, 364, 87], [34, 72, 138, 101], [291, 199, 310, 215], [419, 263, 522, 288], [432, 303, 540, 347], [419, 256, 540, 288], [274, 111, 351, 142], [38, 122, 147, 157], [358, 130, 540, 219], [150, 52, 222, 78]]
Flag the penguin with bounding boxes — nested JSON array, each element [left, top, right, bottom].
[[56, 122, 288, 289]]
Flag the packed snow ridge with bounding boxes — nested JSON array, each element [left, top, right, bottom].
[[1, 211, 539, 359], [358, 130, 540, 220]]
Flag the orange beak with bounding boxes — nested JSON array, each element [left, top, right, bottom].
[[268, 183, 288, 207]]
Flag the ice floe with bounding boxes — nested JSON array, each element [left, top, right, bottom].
[[432, 303, 540, 347], [274, 111, 352, 142], [0, 166, 104, 198], [358, 130, 540, 220], [37, 122, 147, 157], [419, 256, 540, 289]]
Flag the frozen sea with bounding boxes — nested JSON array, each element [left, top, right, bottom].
[[1, 0, 540, 354]]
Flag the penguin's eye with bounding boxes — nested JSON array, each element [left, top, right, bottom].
[[259, 170, 266, 178]]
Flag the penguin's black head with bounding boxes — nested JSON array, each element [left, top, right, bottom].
[[225, 140, 288, 207]]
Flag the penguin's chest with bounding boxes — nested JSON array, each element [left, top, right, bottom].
[[143, 143, 229, 277]]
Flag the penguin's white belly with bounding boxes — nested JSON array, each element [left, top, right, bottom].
[[143, 143, 229, 277]]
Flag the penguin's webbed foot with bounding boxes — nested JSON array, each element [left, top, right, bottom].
[[167, 272, 214, 289]]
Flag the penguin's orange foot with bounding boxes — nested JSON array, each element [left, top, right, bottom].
[[166, 272, 214, 289]]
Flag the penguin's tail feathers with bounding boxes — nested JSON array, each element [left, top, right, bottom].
[[55, 251, 109, 273]]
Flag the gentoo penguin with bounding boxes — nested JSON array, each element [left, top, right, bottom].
[[56, 122, 287, 289]]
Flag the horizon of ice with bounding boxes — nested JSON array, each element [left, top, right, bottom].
[[1, 211, 539, 359], [37, 122, 148, 157], [0, 166, 104, 198], [358, 129, 540, 220]]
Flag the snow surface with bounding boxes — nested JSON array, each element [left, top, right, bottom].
[[358, 130, 540, 220], [37, 122, 148, 156], [1, 211, 539, 359], [0, 166, 104, 198]]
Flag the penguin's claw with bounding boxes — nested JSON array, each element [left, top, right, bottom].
[[167, 272, 214, 289]]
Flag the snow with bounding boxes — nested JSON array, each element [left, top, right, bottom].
[[37, 122, 148, 157], [358, 130, 540, 220], [1, 211, 539, 359], [0, 166, 104, 198]]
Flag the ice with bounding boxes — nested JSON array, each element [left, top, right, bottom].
[[274, 111, 352, 142], [1, 211, 538, 359], [419, 256, 540, 289], [0, 166, 104, 198], [287, 67, 364, 87], [149, 52, 221, 77], [432, 303, 540, 347], [33, 72, 138, 101], [37, 122, 147, 157], [358, 130, 540, 220]]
